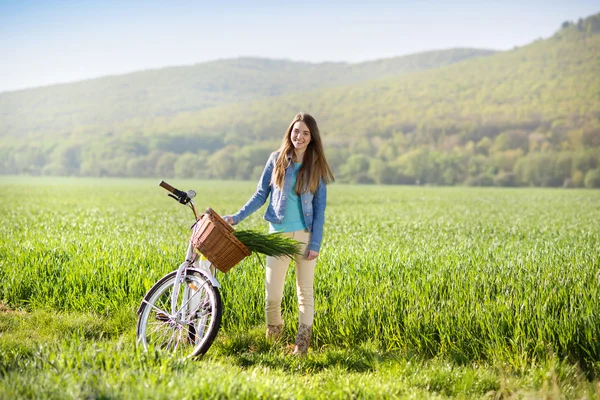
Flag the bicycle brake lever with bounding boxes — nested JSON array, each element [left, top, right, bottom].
[[167, 192, 190, 205], [179, 196, 190, 205]]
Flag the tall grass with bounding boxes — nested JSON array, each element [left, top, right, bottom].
[[1, 177, 599, 374]]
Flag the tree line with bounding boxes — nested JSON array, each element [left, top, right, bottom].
[[2, 125, 599, 188]]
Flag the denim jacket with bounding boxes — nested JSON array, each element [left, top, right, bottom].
[[230, 152, 327, 252]]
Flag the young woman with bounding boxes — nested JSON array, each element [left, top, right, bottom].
[[224, 112, 334, 355]]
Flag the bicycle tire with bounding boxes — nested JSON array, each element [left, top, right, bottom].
[[136, 269, 222, 357]]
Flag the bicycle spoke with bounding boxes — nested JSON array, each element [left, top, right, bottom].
[[193, 320, 208, 343], [147, 321, 171, 326], [165, 328, 178, 350], [138, 271, 222, 357], [173, 330, 181, 352], [175, 328, 192, 354], [147, 322, 171, 338], [150, 326, 173, 348], [141, 299, 171, 317], [175, 279, 212, 316]]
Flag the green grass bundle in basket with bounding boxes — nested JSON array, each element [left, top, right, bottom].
[[192, 208, 303, 272], [233, 230, 303, 259]]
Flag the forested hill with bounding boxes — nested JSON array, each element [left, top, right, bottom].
[[1, 12, 599, 188], [0, 48, 494, 137]]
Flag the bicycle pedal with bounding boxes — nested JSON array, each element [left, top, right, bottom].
[[155, 311, 170, 322]]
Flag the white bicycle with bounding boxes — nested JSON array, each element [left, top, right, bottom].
[[136, 181, 223, 357]]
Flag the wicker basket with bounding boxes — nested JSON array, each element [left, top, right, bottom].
[[191, 208, 251, 273]]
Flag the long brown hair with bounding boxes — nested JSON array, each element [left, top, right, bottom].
[[272, 112, 335, 194]]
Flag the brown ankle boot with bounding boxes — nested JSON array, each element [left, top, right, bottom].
[[266, 323, 283, 341], [292, 323, 312, 355]]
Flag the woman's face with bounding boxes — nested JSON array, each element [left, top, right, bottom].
[[290, 120, 311, 153]]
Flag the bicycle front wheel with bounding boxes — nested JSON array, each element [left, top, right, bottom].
[[137, 270, 222, 357]]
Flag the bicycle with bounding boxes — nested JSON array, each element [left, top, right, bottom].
[[136, 180, 225, 357]]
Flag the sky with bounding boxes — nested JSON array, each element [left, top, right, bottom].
[[0, 0, 598, 93]]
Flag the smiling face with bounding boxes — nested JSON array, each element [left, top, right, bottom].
[[290, 120, 311, 155]]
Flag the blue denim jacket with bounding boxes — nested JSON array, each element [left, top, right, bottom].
[[230, 152, 327, 252]]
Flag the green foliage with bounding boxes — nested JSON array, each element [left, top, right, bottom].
[[234, 230, 303, 258], [584, 168, 600, 188]]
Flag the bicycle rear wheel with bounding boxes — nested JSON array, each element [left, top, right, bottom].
[[137, 269, 222, 357]]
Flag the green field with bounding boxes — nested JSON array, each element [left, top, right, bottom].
[[1, 177, 600, 399]]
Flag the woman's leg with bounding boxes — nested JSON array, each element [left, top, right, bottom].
[[292, 230, 316, 354], [265, 233, 293, 327], [293, 230, 317, 326]]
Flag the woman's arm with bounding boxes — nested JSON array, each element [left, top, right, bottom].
[[229, 152, 276, 225], [307, 178, 327, 253]]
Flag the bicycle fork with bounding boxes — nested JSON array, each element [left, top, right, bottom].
[[170, 241, 220, 322]]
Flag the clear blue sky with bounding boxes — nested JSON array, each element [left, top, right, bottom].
[[0, 0, 598, 93]]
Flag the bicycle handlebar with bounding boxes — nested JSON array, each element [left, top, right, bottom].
[[159, 180, 177, 194], [158, 180, 193, 205]]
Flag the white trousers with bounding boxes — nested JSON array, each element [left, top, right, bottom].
[[265, 230, 316, 326]]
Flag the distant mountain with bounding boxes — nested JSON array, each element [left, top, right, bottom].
[[1, 12, 599, 188], [0, 48, 494, 138], [177, 12, 599, 142]]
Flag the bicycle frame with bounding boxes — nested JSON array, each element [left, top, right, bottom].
[[138, 181, 221, 318], [170, 237, 221, 314], [136, 181, 227, 357]]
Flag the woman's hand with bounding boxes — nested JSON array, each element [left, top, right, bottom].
[[223, 216, 234, 225], [306, 250, 319, 260]]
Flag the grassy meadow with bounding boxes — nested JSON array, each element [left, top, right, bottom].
[[1, 176, 600, 399]]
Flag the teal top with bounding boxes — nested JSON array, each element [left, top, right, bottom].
[[269, 162, 308, 233]]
